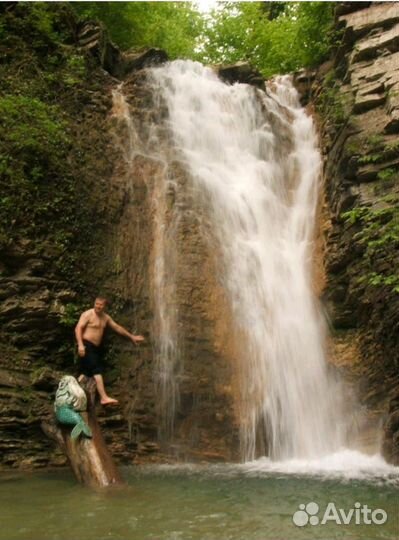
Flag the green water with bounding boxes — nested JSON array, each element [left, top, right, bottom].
[[1, 464, 398, 540]]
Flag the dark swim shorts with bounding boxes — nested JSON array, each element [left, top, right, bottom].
[[79, 339, 104, 377]]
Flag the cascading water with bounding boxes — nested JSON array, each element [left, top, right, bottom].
[[149, 60, 347, 461], [111, 86, 182, 443]]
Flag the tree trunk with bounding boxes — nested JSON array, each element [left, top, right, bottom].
[[42, 376, 125, 489]]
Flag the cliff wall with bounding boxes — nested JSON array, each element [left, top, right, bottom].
[[311, 1, 399, 464]]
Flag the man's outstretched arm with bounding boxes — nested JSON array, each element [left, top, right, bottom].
[[107, 317, 144, 345]]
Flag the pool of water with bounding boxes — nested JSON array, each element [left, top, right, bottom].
[[1, 453, 398, 540]]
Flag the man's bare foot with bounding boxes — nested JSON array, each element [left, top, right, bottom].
[[100, 397, 119, 406]]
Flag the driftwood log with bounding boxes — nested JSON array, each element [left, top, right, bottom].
[[42, 376, 125, 489]]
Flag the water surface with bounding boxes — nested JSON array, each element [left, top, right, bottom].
[[1, 460, 398, 540]]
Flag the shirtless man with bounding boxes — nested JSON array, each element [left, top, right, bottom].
[[75, 296, 144, 405]]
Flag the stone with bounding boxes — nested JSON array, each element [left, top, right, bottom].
[[337, 189, 359, 212], [336, 3, 371, 18], [0, 298, 23, 318], [385, 113, 399, 134], [352, 24, 399, 63], [0, 369, 29, 389], [357, 80, 385, 96], [353, 92, 386, 113], [385, 82, 399, 133], [357, 156, 399, 183], [383, 396, 399, 465], [54, 289, 77, 302], [386, 71, 399, 90], [217, 62, 264, 88], [116, 48, 168, 78], [0, 281, 19, 300], [293, 68, 317, 104], [341, 3, 399, 39], [12, 276, 48, 291], [31, 367, 62, 391], [77, 21, 121, 76], [327, 247, 353, 274], [350, 51, 399, 87]]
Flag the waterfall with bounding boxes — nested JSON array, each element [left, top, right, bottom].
[[149, 60, 347, 461], [111, 85, 182, 443]]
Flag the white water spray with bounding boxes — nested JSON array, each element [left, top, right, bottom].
[[150, 60, 347, 461]]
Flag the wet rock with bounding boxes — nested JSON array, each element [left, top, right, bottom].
[[31, 367, 63, 391], [293, 69, 317, 105], [337, 189, 359, 212], [138, 442, 160, 454], [116, 48, 168, 78], [382, 396, 399, 465], [217, 62, 264, 88], [0, 369, 30, 389]]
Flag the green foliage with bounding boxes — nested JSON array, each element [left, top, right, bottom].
[[63, 54, 86, 86], [358, 272, 399, 292], [358, 133, 387, 165], [199, 2, 335, 77], [317, 79, 346, 126], [358, 153, 383, 165], [0, 95, 71, 241], [342, 204, 399, 293], [385, 140, 399, 154], [1, 2, 74, 52], [72, 1, 334, 75], [345, 140, 362, 156], [24, 2, 59, 42], [0, 95, 67, 158], [73, 1, 204, 59], [0, 5, 101, 284], [59, 303, 81, 327], [341, 206, 370, 225], [377, 168, 396, 181]]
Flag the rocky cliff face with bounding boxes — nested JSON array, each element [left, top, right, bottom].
[[309, 2, 399, 464], [0, 3, 120, 468], [0, 4, 162, 468], [0, 3, 239, 469]]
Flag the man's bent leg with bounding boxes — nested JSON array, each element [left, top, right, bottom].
[[93, 374, 118, 405]]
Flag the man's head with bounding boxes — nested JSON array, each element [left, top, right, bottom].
[[94, 297, 107, 314]]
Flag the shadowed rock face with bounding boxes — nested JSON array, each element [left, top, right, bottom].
[[217, 62, 265, 89], [303, 2, 399, 465], [0, 5, 122, 469]]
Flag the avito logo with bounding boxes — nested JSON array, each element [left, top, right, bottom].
[[293, 501, 387, 527]]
